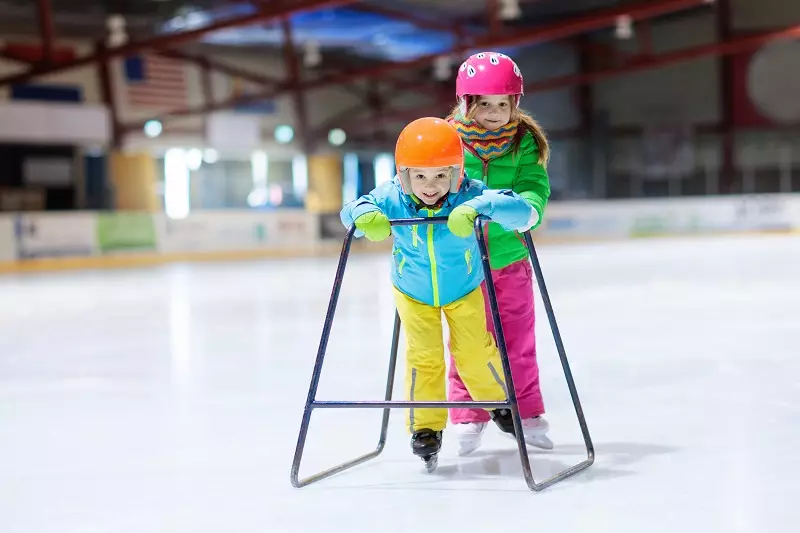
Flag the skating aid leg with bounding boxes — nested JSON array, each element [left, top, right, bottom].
[[289, 227, 400, 488], [473, 217, 594, 491]]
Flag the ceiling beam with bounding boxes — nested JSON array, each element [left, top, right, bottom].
[[123, 0, 711, 128], [336, 24, 800, 140], [521, 24, 800, 94], [35, 0, 56, 64]]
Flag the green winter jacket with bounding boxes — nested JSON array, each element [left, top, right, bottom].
[[462, 129, 551, 270]]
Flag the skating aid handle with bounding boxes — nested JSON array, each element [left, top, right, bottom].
[[388, 215, 494, 227], [388, 216, 449, 226]]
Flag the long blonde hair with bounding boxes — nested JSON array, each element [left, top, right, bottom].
[[447, 96, 550, 166]]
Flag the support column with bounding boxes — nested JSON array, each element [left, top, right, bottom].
[[281, 17, 311, 153], [717, 0, 735, 194], [305, 154, 343, 213], [200, 57, 214, 145], [109, 152, 159, 211], [36, 0, 56, 64], [95, 40, 122, 150]]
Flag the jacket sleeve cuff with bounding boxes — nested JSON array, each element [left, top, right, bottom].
[[350, 200, 380, 222], [515, 207, 540, 232]]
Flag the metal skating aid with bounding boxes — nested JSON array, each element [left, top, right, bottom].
[[290, 216, 594, 491]]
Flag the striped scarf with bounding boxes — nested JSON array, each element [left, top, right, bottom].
[[449, 114, 519, 160]]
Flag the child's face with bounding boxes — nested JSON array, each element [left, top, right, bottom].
[[473, 95, 512, 130], [407, 166, 452, 205]]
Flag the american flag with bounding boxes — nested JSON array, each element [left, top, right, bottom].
[[123, 53, 187, 110]]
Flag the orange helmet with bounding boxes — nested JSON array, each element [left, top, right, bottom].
[[394, 117, 465, 194]]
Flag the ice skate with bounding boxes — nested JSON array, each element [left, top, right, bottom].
[[491, 410, 554, 450], [411, 429, 442, 472], [490, 408, 515, 434], [454, 422, 487, 456]]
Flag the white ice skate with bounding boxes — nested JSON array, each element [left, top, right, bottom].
[[516, 416, 554, 450], [454, 422, 488, 456]]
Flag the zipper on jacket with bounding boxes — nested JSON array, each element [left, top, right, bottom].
[[464, 249, 472, 274], [411, 225, 419, 248], [464, 142, 490, 185], [425, 210, 440, 307]]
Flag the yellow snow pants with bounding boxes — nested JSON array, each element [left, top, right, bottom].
[[393, 286, 508, 434]]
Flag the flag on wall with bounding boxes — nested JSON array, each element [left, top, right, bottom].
[[123, 54, 187, 110]]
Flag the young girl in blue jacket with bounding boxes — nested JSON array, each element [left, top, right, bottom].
[[340, 117, 539, 468]]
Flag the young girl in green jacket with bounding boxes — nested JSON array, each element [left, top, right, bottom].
[[446, 51, 554, 456]]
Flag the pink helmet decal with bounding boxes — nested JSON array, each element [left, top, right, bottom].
[[456, 52, 523, 115]]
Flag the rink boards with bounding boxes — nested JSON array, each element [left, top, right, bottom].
[[0, 193, 798, 272]]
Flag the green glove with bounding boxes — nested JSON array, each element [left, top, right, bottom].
[[447, 205, 479, 238], [354, 211, 391, 242]]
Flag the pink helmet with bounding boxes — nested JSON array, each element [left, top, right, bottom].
[[456, 52, 524, 115]]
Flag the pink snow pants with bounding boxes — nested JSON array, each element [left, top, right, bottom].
[[447, 258, 545, 423]]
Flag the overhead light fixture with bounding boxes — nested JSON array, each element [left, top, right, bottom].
[[304, 40, 321, 68], [499, 0, 522, 21], [106, 14, 128, 47], [433, 56, 452, 81], [615, 14, 634, 40]]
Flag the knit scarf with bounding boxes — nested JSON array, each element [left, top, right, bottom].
[[449, 113, 519, 160]]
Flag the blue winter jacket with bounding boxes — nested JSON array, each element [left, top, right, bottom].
[[340, 175, 535, 307]]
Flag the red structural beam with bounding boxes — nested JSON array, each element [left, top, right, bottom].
[[123, 0, 710, 128], [281, 18, 312, 152], [716, 0, 735, 194], [36, 0, 56, 63], [521, 24, 800, 94], [296, 0, 712, 92], [94, 41, 122, 149], [0, 0, 360, 87], [486, 0, 502, 37], [342, 24, 800, 141]]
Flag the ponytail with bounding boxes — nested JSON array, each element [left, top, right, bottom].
[[515, 108, 550, 166]]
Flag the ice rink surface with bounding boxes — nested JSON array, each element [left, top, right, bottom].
[[1, 233, 799, 533]]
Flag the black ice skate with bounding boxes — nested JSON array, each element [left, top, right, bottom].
[[411, 429, 442, 473], [490, 408, 516, 435]]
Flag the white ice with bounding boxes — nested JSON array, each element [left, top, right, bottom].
[[1, 233, 799, 533]]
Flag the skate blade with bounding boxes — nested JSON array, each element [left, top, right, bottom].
[[501, 430, 554, 450], [423, 454, 438, 473]]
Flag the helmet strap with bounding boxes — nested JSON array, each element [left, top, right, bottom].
[[449, 165, 463, 193]]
